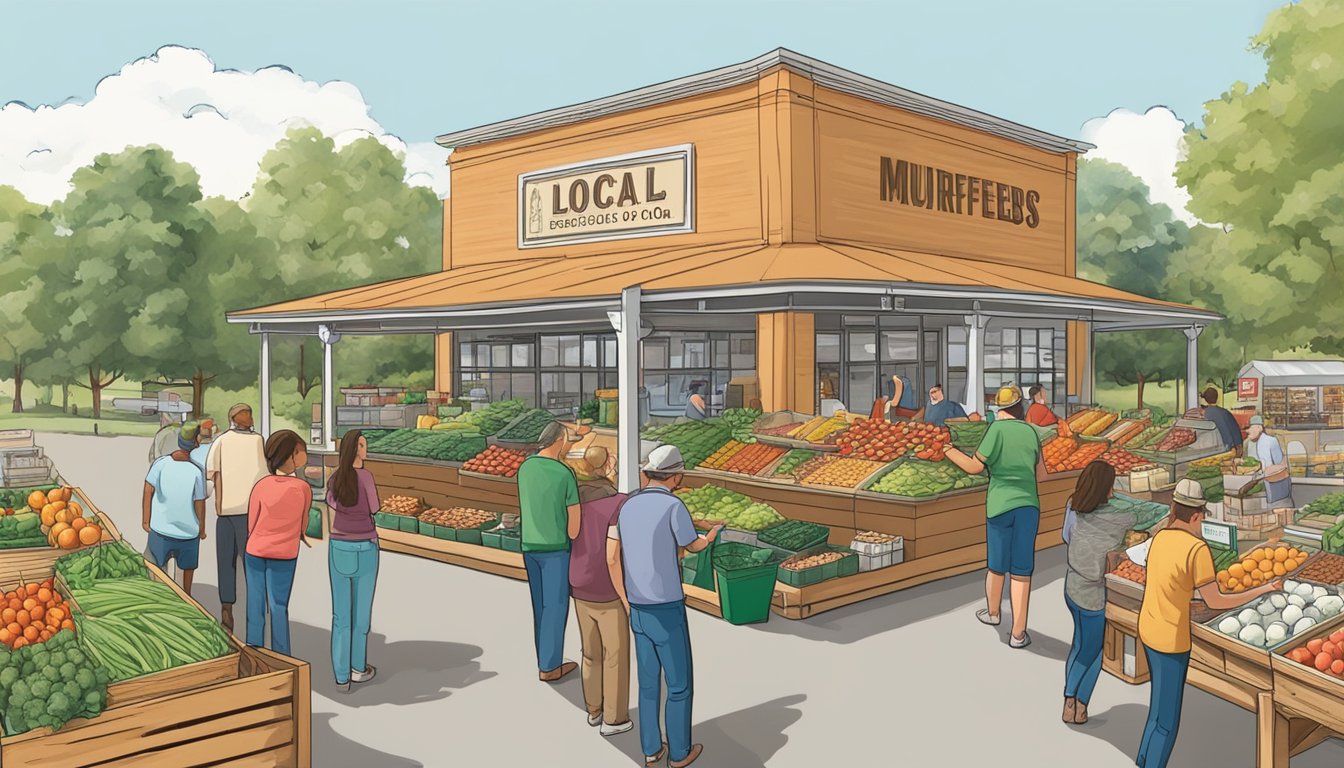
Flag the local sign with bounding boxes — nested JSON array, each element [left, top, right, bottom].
[[518, 145, 694, 248]]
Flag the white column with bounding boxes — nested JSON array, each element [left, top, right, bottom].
[[1183, 325, 1204, 412], [616, 287, 642, 493], [1082, 321, 1096, 406], [259, 331, 272, 437], [963, 312, 988, 415]]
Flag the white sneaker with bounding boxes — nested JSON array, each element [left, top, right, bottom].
[[1010, 631, 1032, 649], [351, 665, 377, 684], [587, 713, 602, 727], [600, 720, 634, 737]]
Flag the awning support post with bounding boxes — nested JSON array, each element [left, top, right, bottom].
[[1082, 321, 1095, 406], [319, 325, 341, 451], [259, 331, 271, 438], [615, 287, 642, 494], [963, 310, 988, 415], [1183, 325, 1204, 412]]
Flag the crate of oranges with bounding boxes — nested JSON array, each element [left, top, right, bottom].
[[33, 487, 106, 551], [1218, 543, 1312, 594]]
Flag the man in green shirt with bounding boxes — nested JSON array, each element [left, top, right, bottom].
[[945, 384, 1044, 649], [517, 420, 582, 682]]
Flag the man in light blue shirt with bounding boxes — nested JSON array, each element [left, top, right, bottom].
[[606, 446, 721, 768], [142, 424, 208, 595], [922, 384, 968, 427], [1246, 416, 1293, 506]]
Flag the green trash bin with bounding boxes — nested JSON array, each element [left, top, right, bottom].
[[711, 542, 781, 625]]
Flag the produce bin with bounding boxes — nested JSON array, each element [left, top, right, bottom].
[[418, 520, 455, 541], [711, 542, 781, 625], [450, 514, 500, 546], [373, 511, 399, 529], [482, 527, 503, 549], [497, 528, 522, 552], [758, 520, 830, 553], [777, 545, 859, 587], [396, 514, 422, 533], [946, 419, 989, 453]]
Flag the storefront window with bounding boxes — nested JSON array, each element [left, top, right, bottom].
[[458, 333, 613, 412], [817, 333, 841, 364], [815, 319, 924, 412], [642, 331, 754, 416]]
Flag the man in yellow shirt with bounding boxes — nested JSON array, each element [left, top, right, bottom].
[[1136, 479, 1279, 768]]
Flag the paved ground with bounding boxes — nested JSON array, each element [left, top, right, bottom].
[[37, 431, 1344, 767]]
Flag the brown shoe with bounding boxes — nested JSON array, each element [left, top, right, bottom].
[[539, 661, 578, 683], [1062, 697, 1076, 724], [645, 744, 667, 766], [670, 744, 703, 768], [220, 605, 234, 633], [1073, 703, 1089, 725]]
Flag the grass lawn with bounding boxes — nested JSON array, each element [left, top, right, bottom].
[[1094, 379, 1184, 415]]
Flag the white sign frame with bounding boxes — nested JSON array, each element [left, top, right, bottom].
[[517, 144, 695, 249]]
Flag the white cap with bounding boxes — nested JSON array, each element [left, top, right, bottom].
[[1172, 478, 1208, 508], [642, 444, 685, 473]]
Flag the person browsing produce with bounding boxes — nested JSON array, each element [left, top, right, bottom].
[[1135, 479, 1280, 768], [606, 445, 722, 768], [1245, 416, 1294, 507], [568, 473, 632, 736], [884, 373, 919, 421], [141, 422, 208, 596], [517, 421, 583, 683], [1200, 388, 1243, 454], [245, 430, 313, 657], [921, 383, 967, 427], [943, 383, 1044, 649], [205, 403, 268, 633], [1025, 385, 1059, 427], [325, 430, 380, 692], [1060, 461, 1141, 726]]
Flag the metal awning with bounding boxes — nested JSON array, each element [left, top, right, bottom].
[[226, 242, 1220, 335], [1239, 360, 1344, 387]]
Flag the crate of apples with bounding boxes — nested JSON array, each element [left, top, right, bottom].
[[720, 443, 786, 475], [0, 579, 74, 650], [1283, 627, 1344, 678], [835, 419, 950, 462], [34, 487, 104, 550], [463, 445, 530, 477]]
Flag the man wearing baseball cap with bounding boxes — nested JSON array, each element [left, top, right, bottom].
[[142, 422, 208, 595], [204, 403, 268, 632], [606, 445, 722, 768], [1135, 478, 1280, 768]]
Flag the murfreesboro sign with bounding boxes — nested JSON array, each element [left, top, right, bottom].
[[518, 145, 694, 248]]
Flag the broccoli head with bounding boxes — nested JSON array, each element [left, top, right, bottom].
[[59, 662, 77, 682], [0, 666, 19, 687], [74, 668, 95, 689], [83, 689, 103, 712], [10, 678, 31, 702], [41, 665, 60, 683], [30, 678, 52, 700], [45, 691, 73, 721]]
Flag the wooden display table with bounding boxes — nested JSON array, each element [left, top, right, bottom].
[[368, 456, 1076, 621], [1104, 595, 1341, 767]]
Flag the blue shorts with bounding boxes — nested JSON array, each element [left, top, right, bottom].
[[986, 506, 1039, 577], [148, 530, 200, 571]]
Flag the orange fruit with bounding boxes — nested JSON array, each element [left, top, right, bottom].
[[12, 637, 28, 650], [54, 509, 73, 525], [35, 588, 50, 603], [26, 491, 47, 510], [78, 525, 100, 546], [14, 611, 28, 627], [39, 508, 56, 528], [0, 608, 13, 625], [59, 619, 73, 631], [70, 517, 86, 531], [24, 584, 37, 597], [22, 626, 37, 642], [47, 607, 63, 623], [1273, 563, 1287, 577], [57, 528, 78, 549], [1274, 547, 1288, 562], [1259, 559, 1274, 573], [1286, 558, 1299, 571], [69, 502, 82, 516], [29, 606, 43, 622]]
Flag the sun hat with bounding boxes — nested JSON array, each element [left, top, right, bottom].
[[642, 445, 686, 473], [1172, 478, 1208, 508], [993, 383, 1023, 409], [1248, 415, 1265, 427]]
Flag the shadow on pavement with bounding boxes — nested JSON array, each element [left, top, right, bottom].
[[747, 546, 1067, 645], [1000, 629, 1071, 661], [289, 620, 497, 705], [312, 711, 425, 767]]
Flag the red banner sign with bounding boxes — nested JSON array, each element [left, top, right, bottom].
[[1237, 377, 1259, 399]]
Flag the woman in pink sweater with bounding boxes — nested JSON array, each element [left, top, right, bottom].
[[245, 430, 312, 656]]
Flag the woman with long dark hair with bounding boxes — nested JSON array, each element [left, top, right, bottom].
[[245, 430, 311, 656], [1060, 460, 1135, 725], [326, 430, 380, 691]]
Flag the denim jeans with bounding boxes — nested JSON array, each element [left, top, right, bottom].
[[1137, 648, 1190, 768], [1063, 594, 1106, 704], [523, 550, 571, 673], [330, 539, 379, 684], [244, 554, 297, 656], [630, 601, 694, 762]]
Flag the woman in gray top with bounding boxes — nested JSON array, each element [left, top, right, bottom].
[[1061, 460, 1138, 726]]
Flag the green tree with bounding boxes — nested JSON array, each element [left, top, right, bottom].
[[1176, 0, 1344, 354], [241, 127, 440, 398], [0, 186, 56, 413], [1076, 158, 1189, 406], [54, 146, 208, 419]]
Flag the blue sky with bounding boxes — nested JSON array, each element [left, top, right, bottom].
[[2, 0, 1282, 143]]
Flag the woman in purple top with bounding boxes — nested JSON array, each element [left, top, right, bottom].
[[326, 430, 380, 691]]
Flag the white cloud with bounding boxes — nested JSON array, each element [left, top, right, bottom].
[[0, 46, 450, 204], [1080, 106, 1196, 225]]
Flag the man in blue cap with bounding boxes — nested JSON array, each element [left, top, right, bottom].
[[142, 421, 208, 595]]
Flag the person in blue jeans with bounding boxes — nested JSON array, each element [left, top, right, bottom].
[[945, 384, 1044, 649], [245, 430, 313, 657], [517, 422, 583, 682], [141, 423, 208, 596], [607, 446, 722, 768], [326, 430, 381, 691], [1060, 460, 1138, 724]]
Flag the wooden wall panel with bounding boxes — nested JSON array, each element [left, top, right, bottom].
[[756, 312, 816, 414], [812, 87, 1071, 274], [447, 84, 764, 267]]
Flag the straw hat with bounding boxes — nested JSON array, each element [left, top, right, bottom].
[[993, 384, 1023, 409]]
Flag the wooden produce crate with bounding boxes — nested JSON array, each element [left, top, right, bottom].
[[1270, 614, 1344, 735], [0, 488, 118, 579]]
